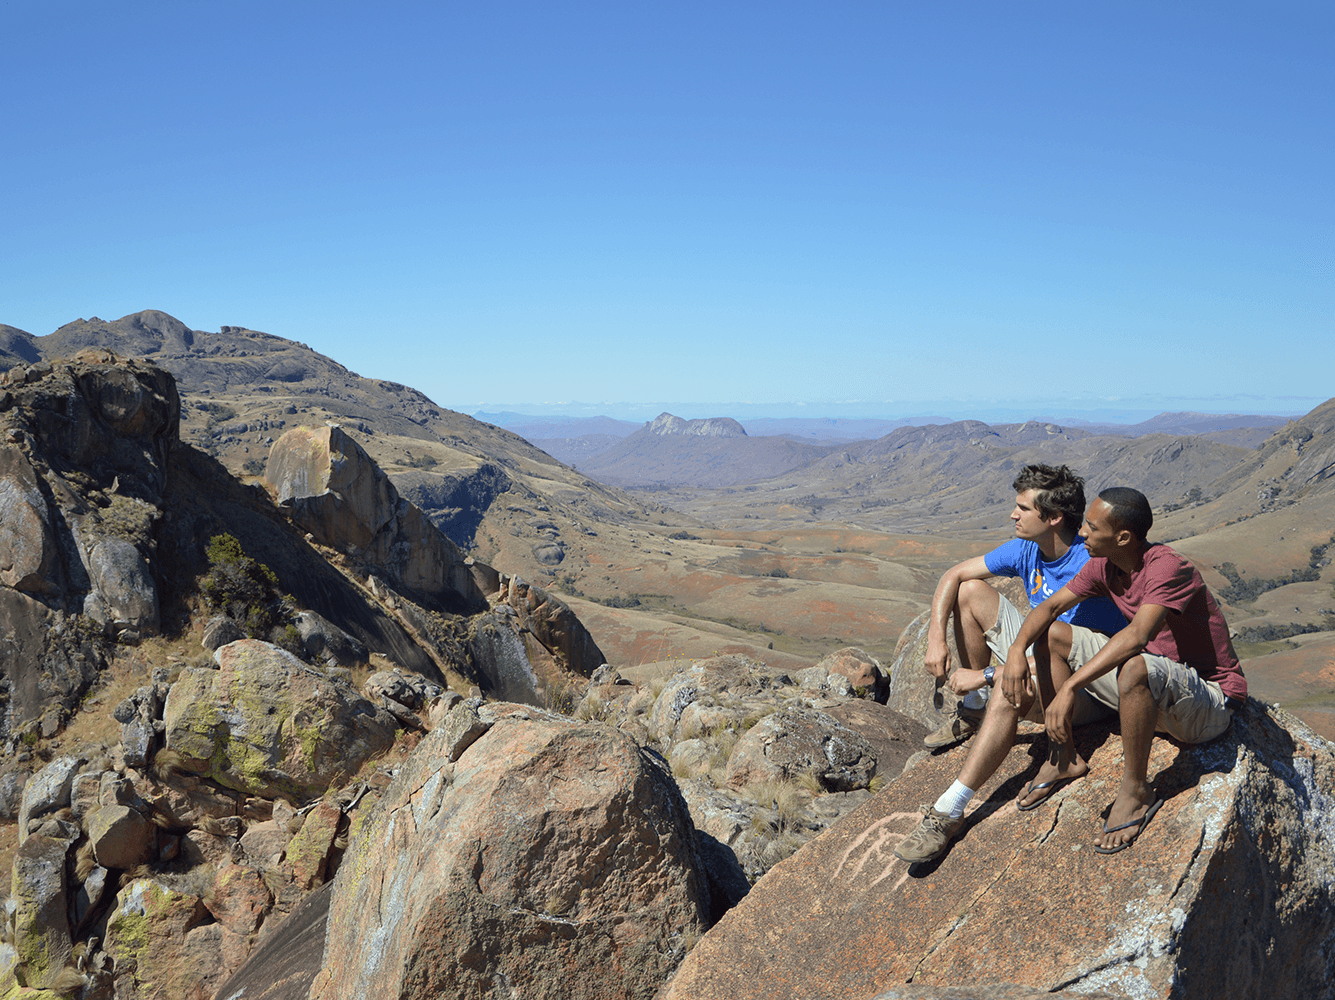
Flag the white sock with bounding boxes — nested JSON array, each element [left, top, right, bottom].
[[961, 687, 989, 711], [934, 780, 975, 818]]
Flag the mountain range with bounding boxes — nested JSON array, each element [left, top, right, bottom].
[[5, 310, 1333, 737]]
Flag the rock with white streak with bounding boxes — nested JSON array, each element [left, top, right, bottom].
[[312, 704, 710, 1000]]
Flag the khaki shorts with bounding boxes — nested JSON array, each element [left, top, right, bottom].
[[985, 596, 1116, 728], [1067, 625, 1234, 744]]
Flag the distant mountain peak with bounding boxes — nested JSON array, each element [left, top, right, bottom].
[[647, 413, 747, 438]]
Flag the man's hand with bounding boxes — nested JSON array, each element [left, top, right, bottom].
[[1045, 684, 1077, 748], [948, 668, 988, 695], [923, 634, 951, 679], [1000, 649, 1031, 707]]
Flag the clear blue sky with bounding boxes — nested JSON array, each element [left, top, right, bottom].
[[4, 2, 1331, 422]]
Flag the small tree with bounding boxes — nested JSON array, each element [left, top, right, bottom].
[[201, 533, 299, 650]]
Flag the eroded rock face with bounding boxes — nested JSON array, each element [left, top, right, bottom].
[[314, 704, 710, 1000], [0, 353, 179, 735], [0, 446, 58, 593], [503, 575, 606, 678], [265, 425, 486, 614], [163, 639, 398, 799], [661, 702, 1335, 1000]]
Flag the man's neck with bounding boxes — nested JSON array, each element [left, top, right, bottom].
[[1037, 526, 1078, 562], [1109, 540, 1148, 576]]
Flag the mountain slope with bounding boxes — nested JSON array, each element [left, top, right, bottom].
[[18, 311, 667, 587]]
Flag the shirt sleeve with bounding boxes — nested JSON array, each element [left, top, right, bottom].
[[1139, 549, 1199, 612], [1065, 559, 1106, 599], [983, 539, 1024, 578]]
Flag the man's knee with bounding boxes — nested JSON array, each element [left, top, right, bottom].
[[1118, 656, 1151, 698], [1047, 622, 1073, 660], [957, 578, 1000, 628]]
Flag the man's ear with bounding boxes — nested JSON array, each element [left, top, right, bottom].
[[1114, 527, 1134, 548]]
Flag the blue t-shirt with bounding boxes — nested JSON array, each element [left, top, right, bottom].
[[984, 538, 1126, 635]]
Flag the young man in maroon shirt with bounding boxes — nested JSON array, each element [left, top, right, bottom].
[[997, 486, 1247, 853]]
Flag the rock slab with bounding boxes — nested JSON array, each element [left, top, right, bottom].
[[660, 702, 1335, 1000]]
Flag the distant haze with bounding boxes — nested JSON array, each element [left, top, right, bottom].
[[472, 400, 1307, 426]]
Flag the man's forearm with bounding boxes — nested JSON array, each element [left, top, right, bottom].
[[929, 572, 962, 641]]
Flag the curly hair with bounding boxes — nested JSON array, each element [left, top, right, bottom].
[[1011, 464, 1086, 529]]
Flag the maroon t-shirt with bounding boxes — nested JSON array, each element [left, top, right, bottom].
[[1068, 543, 1247, 701]]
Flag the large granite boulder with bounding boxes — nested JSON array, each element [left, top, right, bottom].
[[660, 702, 1335, 999], [85, 536, 160, 633], [265, 425, 486, 613], [313, 703, 711, 1000], [104, 878, 225, 1000], [815, 646, 888, 701], [162, 638, 398, 799], [888, 579, 1030, 731]]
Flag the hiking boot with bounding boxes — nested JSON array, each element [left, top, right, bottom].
[[894, 805, 965, 864], [923, 706, 985, 749]]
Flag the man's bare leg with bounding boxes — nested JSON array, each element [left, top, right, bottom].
[[1093, 656, 1159, 850], [1015, 623, 1089, 808], [955, 681, 1031, 792], [951, 579, 1001, 692]]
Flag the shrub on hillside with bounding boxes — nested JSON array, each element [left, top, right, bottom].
[[201, 533, 300, 652]]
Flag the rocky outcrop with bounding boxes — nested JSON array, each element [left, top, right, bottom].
[[265, 424, 487, 614], [723, 706, 877, 792], [578, 655, 926, 883], [501, 574, 607, 677], [313, 702, 711, 1000], [648, 413, 747, 438], [660, 701, 1335, 1000], [0, 353, 180, 737], [163, 639, 398, 799]]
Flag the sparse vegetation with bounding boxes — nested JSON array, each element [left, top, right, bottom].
[[401, 450, 439, 469], [1218, 536, 1334, 604], [201, 533, 300, 651]]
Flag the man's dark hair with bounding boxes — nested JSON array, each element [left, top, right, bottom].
[[1011, 464, 1086, 528], [1098, 487, 1154, 542]]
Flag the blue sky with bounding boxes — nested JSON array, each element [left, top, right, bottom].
[[3, 2, 1331, 422]]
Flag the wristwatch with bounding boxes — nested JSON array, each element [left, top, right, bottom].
[[983, 664, 996, 684]]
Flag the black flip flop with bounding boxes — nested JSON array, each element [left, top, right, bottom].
[[1093, 797, 1165, 854], [1015, 775, 1077, 812]]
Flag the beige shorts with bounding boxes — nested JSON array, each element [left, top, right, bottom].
[[1067, 625, 1234, 744], [985, 596, 1116, 728]]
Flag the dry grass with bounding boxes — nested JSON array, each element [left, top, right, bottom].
[[740, 779, 809, 822]]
